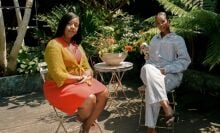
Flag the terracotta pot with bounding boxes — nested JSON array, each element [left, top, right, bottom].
[[99, 52, 127, 66]]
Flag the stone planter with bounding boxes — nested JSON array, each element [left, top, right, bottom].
[[99, 52, 127, 66], [0, 74, 43, 97]]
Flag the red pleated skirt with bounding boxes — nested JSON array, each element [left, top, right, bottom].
[[43, 79, 106, 115]]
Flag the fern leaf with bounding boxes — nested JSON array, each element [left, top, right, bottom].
[[203, 32, 220, 70], [142, 16, 155, 25], [180, 0, 203, 10], [203, 0, 217, 11], [156, 0, 188, 17]]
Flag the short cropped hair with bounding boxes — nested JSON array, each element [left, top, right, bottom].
[[155, 12, 169, 20]]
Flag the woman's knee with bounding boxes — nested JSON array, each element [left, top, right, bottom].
[[88, 94, 96, 104], [97, 89, 109, 100], [78, 95, 96, 118], [80, 94, 96, 108], [77, 95, 96, 121]]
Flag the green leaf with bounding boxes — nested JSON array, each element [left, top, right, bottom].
[[28, 61, 35, 65], [20, 64, 27, 68]]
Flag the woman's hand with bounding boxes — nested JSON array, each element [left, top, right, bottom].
[[65, 74, 84, 84], [160, 68, 166, 75], [140, 43, 149, 60], [140, 43, 149, 54], [66, 70, 93, 85], [75, 75, 91, 84], [83, 69, 93, 77]]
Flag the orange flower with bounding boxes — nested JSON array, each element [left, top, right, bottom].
[[124, 45, 133, 52], [106, 37, 115, 45]]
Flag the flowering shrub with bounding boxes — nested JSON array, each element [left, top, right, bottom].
[[84, 26, 134, 56], [97, 37, 133, 55]]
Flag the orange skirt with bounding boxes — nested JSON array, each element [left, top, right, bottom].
[[43, 79, 107, 115]]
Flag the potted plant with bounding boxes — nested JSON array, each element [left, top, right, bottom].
[[85, 26, 133, 65]]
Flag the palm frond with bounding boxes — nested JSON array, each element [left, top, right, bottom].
[[37, 4, 79, 33], [141, 27, 159, 43], [180, 0, 203, 10], [189, 10, 219, 34], [81, 7, 108, 36], [171, 14, 203, 34], [171, 27, 202, 36], [172, 0, 217, 11], [171, 10, 219, 35], [156, 0, 188, 17], [145, 27, 159, 35], [203, 32, 220, 70], [203, 0, 217, 11], [142, 16, 155, 26]]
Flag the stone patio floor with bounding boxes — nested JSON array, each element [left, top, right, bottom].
[[0, 90, 220, 133]]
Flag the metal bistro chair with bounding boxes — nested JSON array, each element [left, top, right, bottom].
[[38, 62, 103, 133], [138, 85, 177, 133], [38, 62, 68, 133]]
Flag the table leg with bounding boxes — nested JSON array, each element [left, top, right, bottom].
[[112, 71, 129, 99], [96, 72, 121, 117]]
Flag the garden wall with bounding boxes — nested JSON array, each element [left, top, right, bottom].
[[0, 74, 43, 97]]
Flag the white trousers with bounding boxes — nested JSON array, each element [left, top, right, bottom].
[[140, 64, 181, 128]]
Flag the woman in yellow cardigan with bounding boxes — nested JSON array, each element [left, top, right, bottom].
[[43, 12, 108, 133]]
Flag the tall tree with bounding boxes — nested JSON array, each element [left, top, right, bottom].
[[0, 0, 33, 75], [0, 0, 7, 74]]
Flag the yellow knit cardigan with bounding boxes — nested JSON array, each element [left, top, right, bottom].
[[44, 39, 92, 87]]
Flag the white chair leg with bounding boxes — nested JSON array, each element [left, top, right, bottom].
[[53, 107, 68, 133], [137, 85, 177, 132]]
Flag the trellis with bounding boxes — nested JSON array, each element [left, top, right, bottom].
[[0, 0, 38, 74], [0, 0, 38, 31]]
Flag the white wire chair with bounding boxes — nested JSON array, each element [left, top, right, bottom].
[[38, 62, 103, 133], [38, 62, 68, 133], [137, 85, 177, 133]]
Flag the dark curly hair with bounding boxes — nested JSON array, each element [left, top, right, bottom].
[[55, 12, 82, 44]]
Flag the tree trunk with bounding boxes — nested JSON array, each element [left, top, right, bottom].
[[13, 0, 25, 46], [0, 0, 7, 74], [7, 0, 33, 74]]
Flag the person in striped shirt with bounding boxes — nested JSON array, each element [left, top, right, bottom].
[[140, 12, 191, 133]]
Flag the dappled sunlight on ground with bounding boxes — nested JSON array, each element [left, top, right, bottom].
[[0, 88, 220, 133]]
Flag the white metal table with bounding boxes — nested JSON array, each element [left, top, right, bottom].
[[94, 61, 133, 117], [94, 61, 133, 98]]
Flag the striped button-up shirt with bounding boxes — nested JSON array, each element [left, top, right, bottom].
[[146, 32, 191, 77]]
